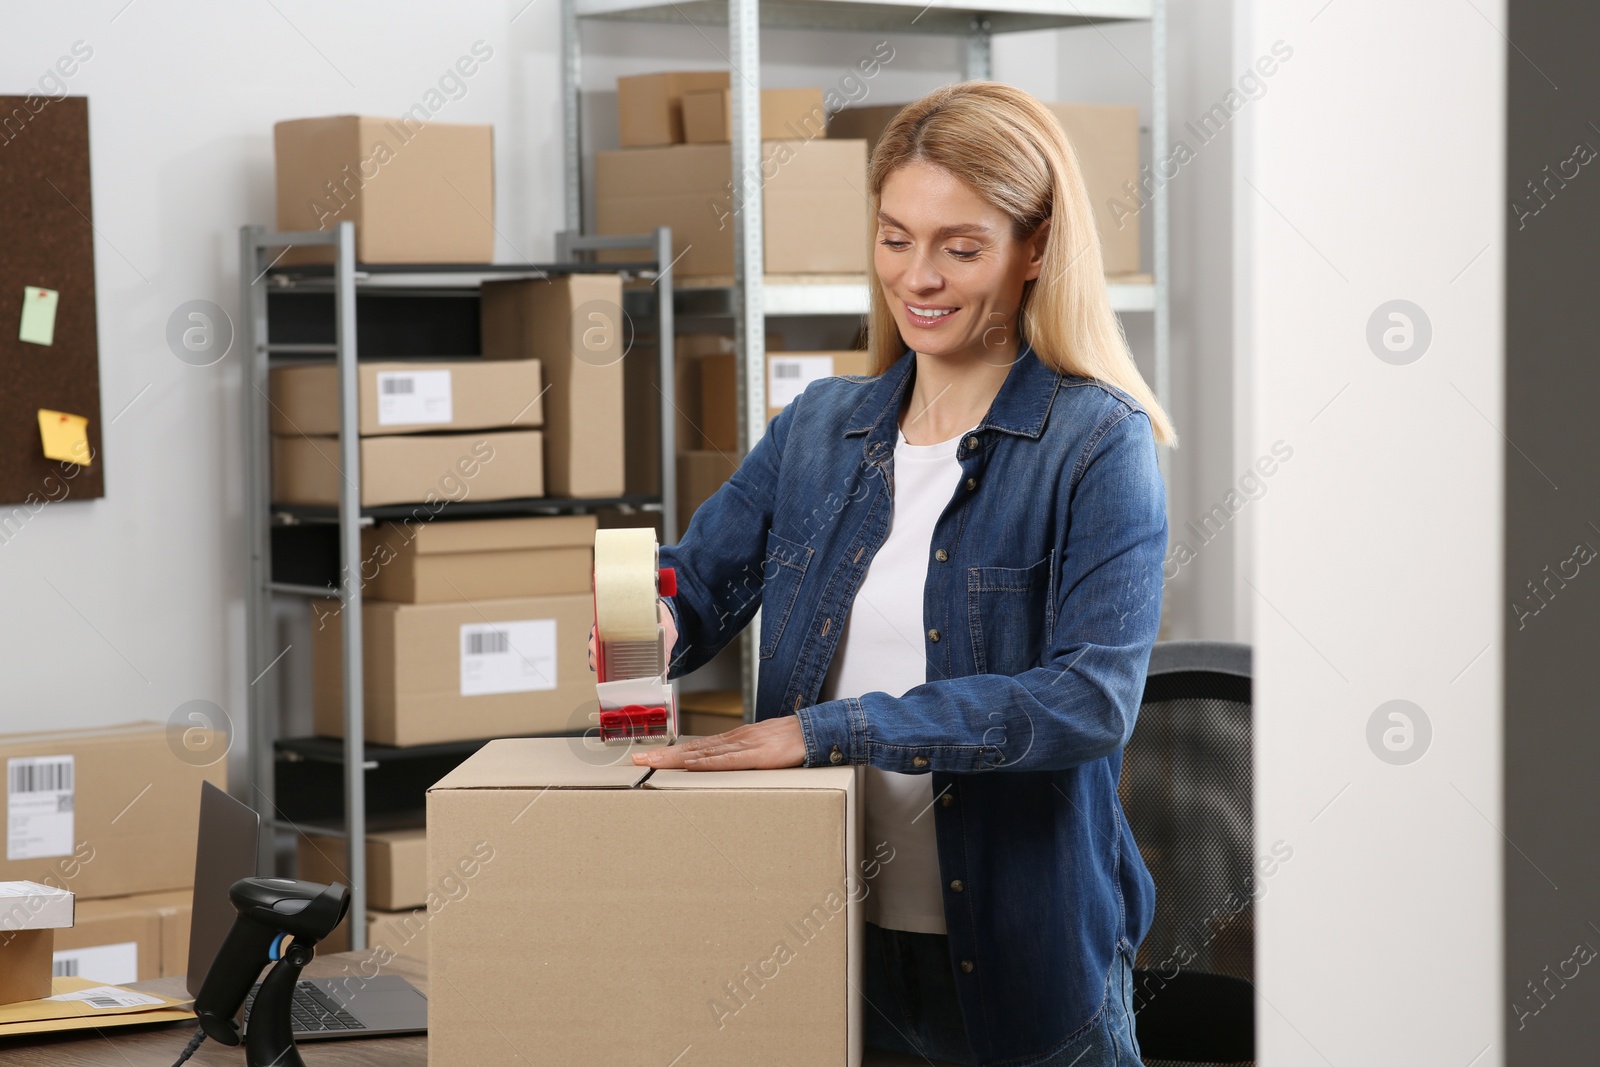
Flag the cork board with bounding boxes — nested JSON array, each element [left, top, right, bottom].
[[0, 95, 104, 504]]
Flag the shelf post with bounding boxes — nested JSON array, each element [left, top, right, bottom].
[[963, 18, 993, 80], [333, 220, 368, 951], [655, 226, 679, 544], [728, 0, 765, 724], [241, 226, 276, 876], [561, 0, 583, 233]]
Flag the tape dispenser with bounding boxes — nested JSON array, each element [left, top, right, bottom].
[[592, 527, 677, 745]]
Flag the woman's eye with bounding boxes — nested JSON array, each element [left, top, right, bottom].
[[879, 238, 910, 250], [948, 247, 980, 260]]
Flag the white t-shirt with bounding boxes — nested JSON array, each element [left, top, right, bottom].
[[818, 423, 972, 934]]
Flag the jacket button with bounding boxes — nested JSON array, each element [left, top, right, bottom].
[[794, 694, 803, 710], [934, 548, 948, 562], [912, 755, 929, 768], [960, 959, 974, 973], [927, 628, 940, 643], [940, 793, 954, 807], [829, 745, 843, 764], [949, 879, 964, 892], [965, 477, 977, 491], [965, 436, 979, 450]]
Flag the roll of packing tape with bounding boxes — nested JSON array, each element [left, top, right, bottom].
[[594, 528, 661, 642]]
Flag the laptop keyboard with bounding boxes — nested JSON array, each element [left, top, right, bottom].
[[243, 980, 367, 1033]]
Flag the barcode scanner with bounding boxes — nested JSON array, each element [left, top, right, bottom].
[[191, 877, 349, 1067]]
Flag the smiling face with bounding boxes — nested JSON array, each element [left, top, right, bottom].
[[874, 159, 1047, 364]]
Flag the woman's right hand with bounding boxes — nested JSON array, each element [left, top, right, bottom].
[[588, 598, 679, 673]]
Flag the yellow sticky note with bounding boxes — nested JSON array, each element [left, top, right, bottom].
[[37, 409, 91, 466], [19, 287, 59, 346]]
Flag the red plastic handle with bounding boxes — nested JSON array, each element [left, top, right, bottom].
[[658, 567, 677, 597]]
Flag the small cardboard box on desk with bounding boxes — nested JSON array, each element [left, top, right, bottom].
[[0, 881, 73, 1005], [426, 737, 865, 1066]]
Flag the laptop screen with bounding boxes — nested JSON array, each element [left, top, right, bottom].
[[185, 781, 262, 998]]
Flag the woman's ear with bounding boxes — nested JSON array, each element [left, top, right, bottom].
[[1023, 220, 1050, 282]]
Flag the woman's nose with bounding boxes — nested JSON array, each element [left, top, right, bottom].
[[903, 246, 944, 293]]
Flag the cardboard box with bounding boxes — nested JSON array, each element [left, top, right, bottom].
[[1046, 103, 1141, 276], [700, 350, 874, 450], [0, 881, 73, 1006], [679, 688, 745, 736], [360, 515, 596, 604], [296, 828, 429, 911], [595, 140, 869, 277], [50, 890, 189, 984], [426, 738, 862, 1066], [268, 360, 543, 437], [617, 71, 730, 147], [274, 116, 495, 264], [678, 450, 739, 524], [312, 594, 597, 747], [319, 905, 431, 961], [480, 276, 626, 498], [682, 87, 827, 144], [272, 430, 542, 507], [827, 101, 1141, 274], [0, 723, 224, 900]]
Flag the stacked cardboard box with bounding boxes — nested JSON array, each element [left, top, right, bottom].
[[296, 829, 430, 961], [312, 514, 601, 747], [480, 275, 627, 499], [269, 359, 546, 507], [598, 71, 868, 278], [0, 722, 226, 983], [274, 115, 496, 265], [828, 101, 1143, 276], [699, 349, 874, 451]]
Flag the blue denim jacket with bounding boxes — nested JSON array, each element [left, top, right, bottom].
[[659, 341, 1165, 1066]]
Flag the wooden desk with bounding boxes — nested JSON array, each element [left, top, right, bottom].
[[0, 952, 428, 1067], [0, 951, 946, 1066]]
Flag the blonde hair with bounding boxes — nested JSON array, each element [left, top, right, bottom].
[[865, 81, 1177, 447]]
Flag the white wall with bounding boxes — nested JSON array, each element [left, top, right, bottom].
[[1237, 0, 1504, 1062], [9, 4, 1199, 779]]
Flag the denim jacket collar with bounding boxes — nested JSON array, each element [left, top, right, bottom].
[[843, 339, 1065, 448]]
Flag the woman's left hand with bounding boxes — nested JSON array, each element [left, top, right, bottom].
[[631, 715, 807, 770]]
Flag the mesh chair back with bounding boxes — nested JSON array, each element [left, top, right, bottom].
[[1118, 640, 1253, 1066]]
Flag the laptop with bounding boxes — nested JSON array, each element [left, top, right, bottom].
[[185, 781, 429, 1039]]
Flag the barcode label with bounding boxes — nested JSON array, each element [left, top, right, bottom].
[[7, 756, 74, 861], [9, 758, 72, 794], [768, 355, 836, 408], [376, 369, 452, 426], [52, 942, 138, 985], [46, 983, 163, 1009], [466, 630, 510, 655], [461, 619, 557, 696]]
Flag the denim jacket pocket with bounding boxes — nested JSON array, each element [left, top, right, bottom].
[[759, 529, 814, 659], [967, 551, 1056, 675]]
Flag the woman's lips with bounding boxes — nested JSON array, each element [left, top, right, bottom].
[[903, 300, 959, 329]]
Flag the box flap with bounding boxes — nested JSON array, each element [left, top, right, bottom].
[[644, 764, 856, 792], [370, 513, 597, 558], [428, 737, 650, 791], [0, 720, 163, 747], [0, 882, 74, 930]]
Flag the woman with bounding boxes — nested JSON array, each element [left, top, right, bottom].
[[594, 81, 1174, 1067]]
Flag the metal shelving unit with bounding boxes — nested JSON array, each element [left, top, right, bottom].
[[561, 0, 1168, 718], [240, 222, 677, 948]]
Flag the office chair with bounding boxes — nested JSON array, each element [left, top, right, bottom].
[[1119, 640, 1254, 1066]]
